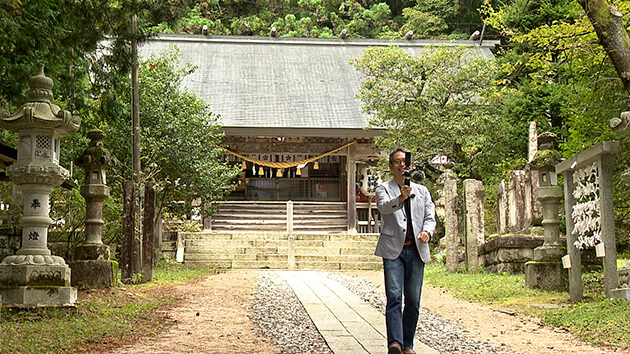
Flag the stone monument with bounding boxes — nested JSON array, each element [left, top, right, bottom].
[[524, 132, 567, 291], [70, 130, 118, 289], [0, 66, 80, 307]]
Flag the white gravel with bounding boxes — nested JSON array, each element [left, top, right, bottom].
[[250, 271, 518, 354]]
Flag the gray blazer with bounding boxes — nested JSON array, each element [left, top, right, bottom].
[[374, 179, 436, 262]]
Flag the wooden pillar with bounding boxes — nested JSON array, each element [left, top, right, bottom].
[[155, 216, 162, 266], [346, 143, 357, 234], [121, 181, 135, 284], [202, 202, 212, 231], [142, 181, 156, 283]]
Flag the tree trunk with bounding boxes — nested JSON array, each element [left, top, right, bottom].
[[578, 0, 630, 96]]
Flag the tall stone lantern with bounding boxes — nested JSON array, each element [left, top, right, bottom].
[[70, 130, 118, 289], [0, 66, 80, 307], [525, 132, 567, 291]]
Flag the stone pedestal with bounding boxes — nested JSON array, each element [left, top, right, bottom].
[[70, 244, 118, 289], [70, 259, 118, 289], [0, 260, 76, 307], [611, 264, 630, 300], [525, 261, 568, 292]]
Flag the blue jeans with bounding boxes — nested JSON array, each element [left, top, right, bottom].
[[383, 244, 425, 350]]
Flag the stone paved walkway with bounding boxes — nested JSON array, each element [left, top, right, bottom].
[[280, 271, 439, 354]]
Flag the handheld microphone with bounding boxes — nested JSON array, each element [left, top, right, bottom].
[[404, 151, 416, 198]]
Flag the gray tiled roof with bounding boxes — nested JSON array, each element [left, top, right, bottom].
[[139, 35, 497, 137]]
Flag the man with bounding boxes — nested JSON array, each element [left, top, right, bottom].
[[375, 148, 436, 354]]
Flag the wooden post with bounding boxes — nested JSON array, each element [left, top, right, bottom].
[[202, 202, 212, 230], [347, 143, 357, 234], [142, 181, 156, 283], [121, 181, 135, 284], [287, 200, 295, 270], [154, 216, 162, 266]]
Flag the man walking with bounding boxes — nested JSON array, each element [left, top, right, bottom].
[[375, 148, 436, 354]]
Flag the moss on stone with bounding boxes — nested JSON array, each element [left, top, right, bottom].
[[529, 149, 563, 169]]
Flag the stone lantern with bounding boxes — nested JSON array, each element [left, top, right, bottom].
[[0, 66, 80, 307], [525, 132, 567, 291], [70, 130, 118, 289]]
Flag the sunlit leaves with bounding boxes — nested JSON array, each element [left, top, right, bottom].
[[352, 45, 504, 180]]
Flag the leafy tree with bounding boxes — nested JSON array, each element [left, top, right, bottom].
[[482, 0, 630, 250], [352, 45, 508, 182], [105, 46, 240, 219], [0, 0, 179, 111], [157, 0, 483, 39]]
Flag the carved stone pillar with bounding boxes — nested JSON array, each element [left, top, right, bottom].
[[525, 132, 567, 292], [0, 66, 80, 307], [70, 130, 118, 289]]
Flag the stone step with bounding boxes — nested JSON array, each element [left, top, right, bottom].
[[295, 261, 382, 270], [294, 254, 380, 263], [210, 201, 348, 234], [185, 253, 288, 262], [176, 231, 382, 270], [186, 239, 322, 248], [232, 260, 288, 269], [181, 232, 379, 242], [211, 217, 348, 224], [214, 207, 346, 214]]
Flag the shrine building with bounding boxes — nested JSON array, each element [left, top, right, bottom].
[[139, 34, 497, 233]]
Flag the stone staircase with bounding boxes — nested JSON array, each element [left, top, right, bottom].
[[209, 201, 348, 234], [179, 232, 382, 270]]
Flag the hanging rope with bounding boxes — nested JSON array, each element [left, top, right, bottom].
[[222, 141, 357, 169]]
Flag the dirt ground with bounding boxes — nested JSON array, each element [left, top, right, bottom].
[[114, 270, 621, 354], [350, 271, 621, 354]]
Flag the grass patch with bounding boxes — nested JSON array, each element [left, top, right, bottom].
[[425, 263, 568, 312], [425, 262, 630, 349], [0, 262, 216, 353], [543, 298, 630, 347]]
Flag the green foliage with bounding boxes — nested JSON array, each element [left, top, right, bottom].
[[99, 46, 240, 220], [0, 0, 178, 108], [483, 0, 630, 251], [153, 0, 481, 39], [400, 7, 447, 38], [352, 45, 515, 181]]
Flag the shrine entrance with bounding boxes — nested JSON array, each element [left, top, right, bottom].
[[229, 155, 345, 202]]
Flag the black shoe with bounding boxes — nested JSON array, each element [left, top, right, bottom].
[[388, 342, 403, 354]]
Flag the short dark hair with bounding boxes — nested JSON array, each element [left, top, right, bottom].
[[389, 148, 406, 165]]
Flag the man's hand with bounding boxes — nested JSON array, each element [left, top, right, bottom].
[[398, 185, 412, 203], [418, 231, 430, 243]]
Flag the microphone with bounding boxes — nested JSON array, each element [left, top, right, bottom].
[[404, 151, 416, 198]]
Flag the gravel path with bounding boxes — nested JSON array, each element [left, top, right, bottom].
[[249, 271, 517, 354]]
